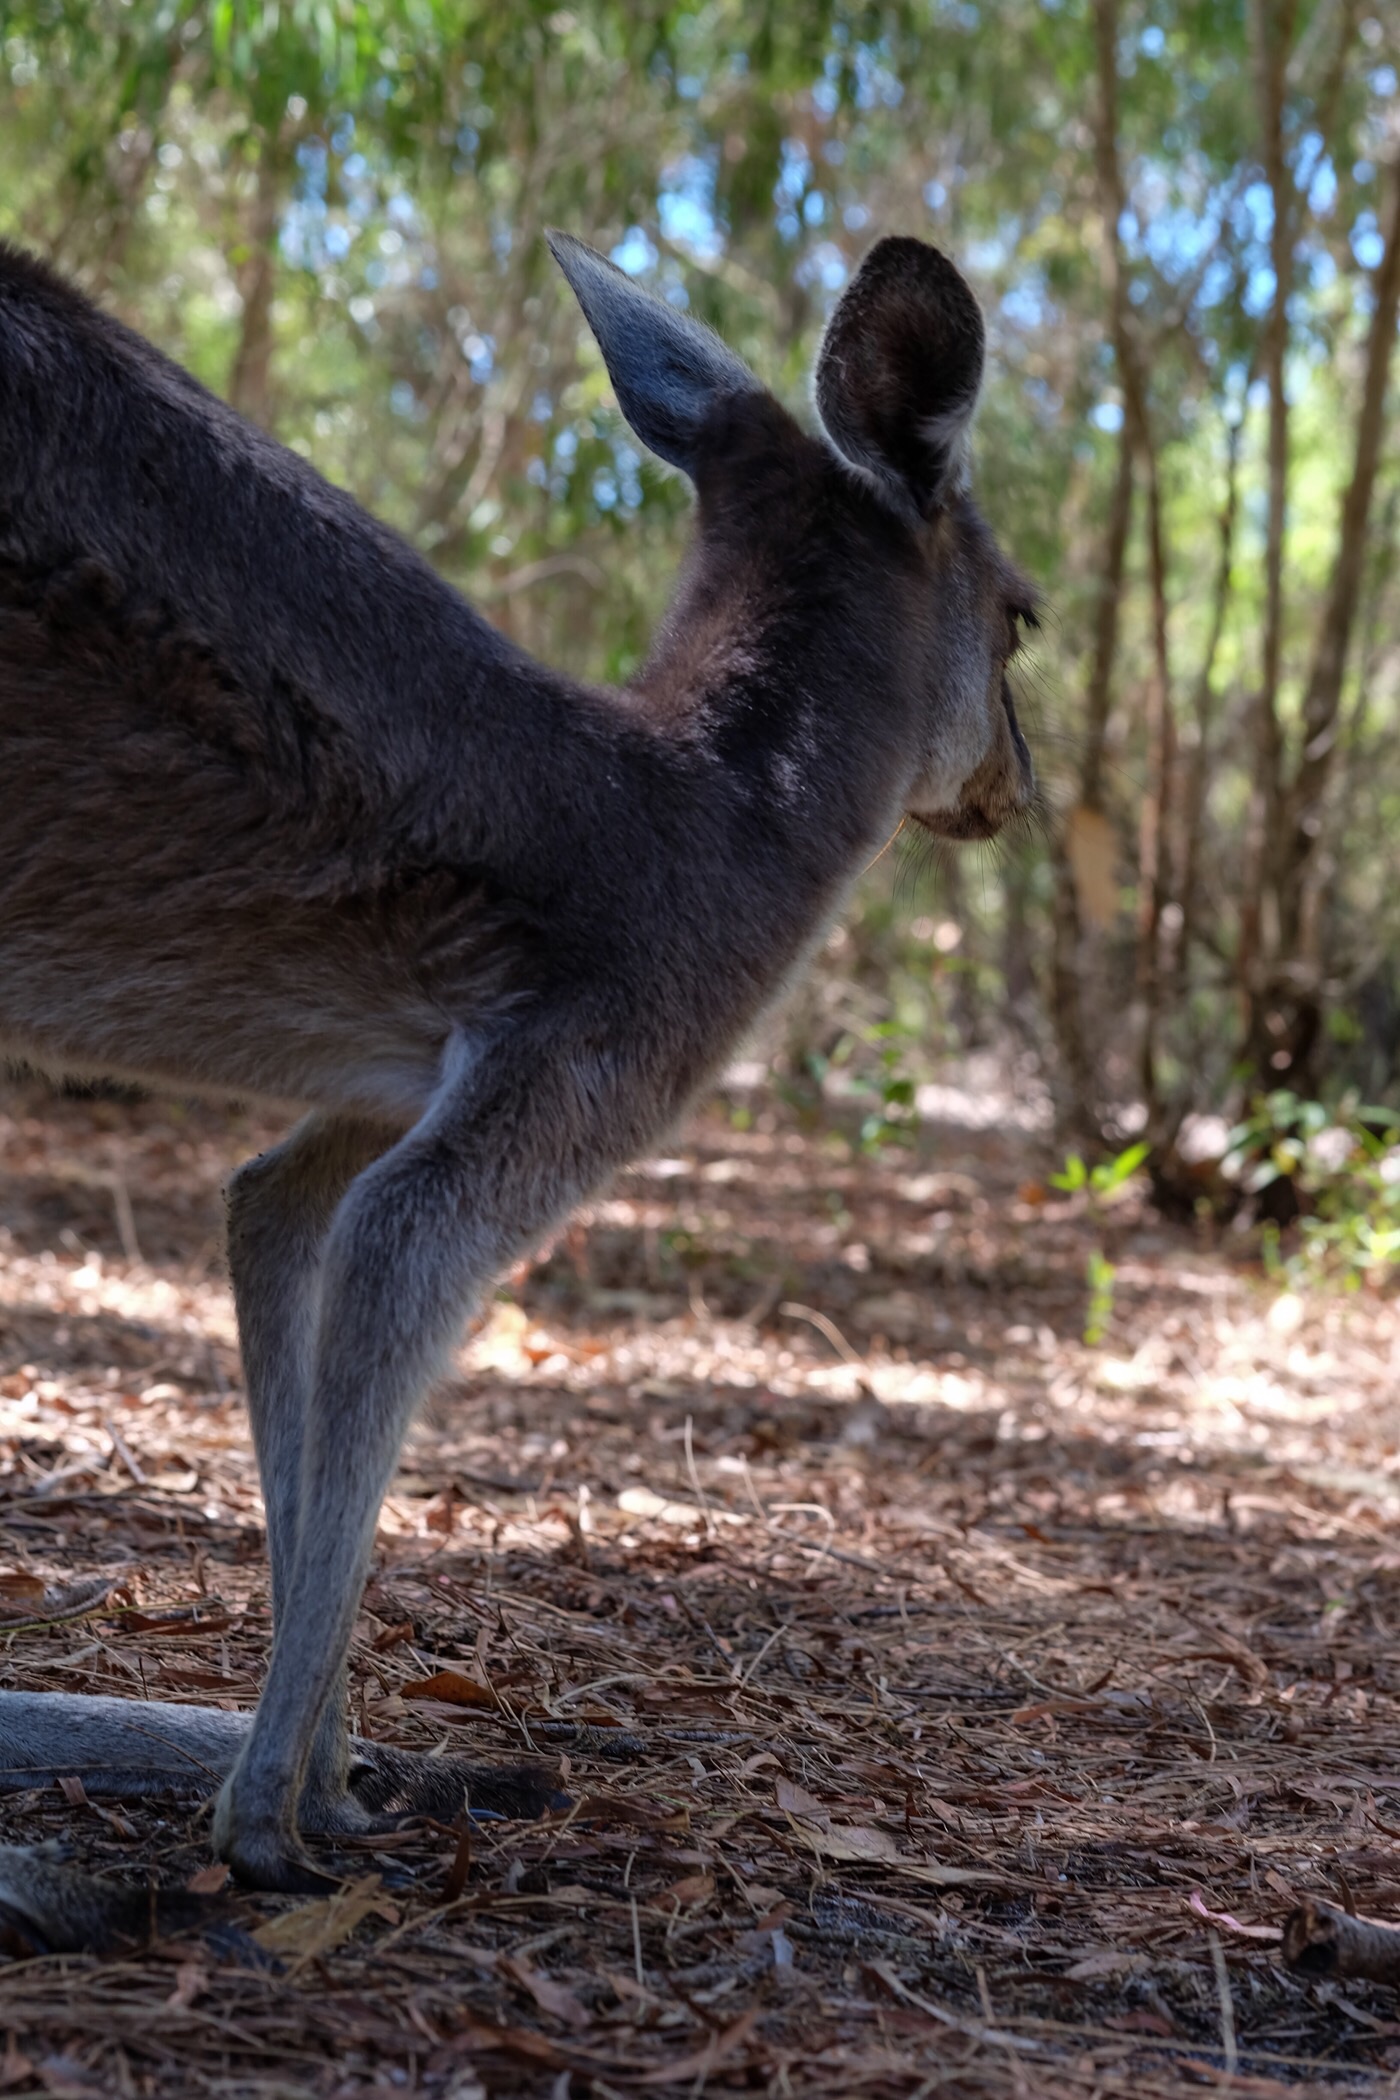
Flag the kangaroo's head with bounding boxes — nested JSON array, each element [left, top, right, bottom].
[[812, 237, 1036, 840], [548, 230, 1035, 845]]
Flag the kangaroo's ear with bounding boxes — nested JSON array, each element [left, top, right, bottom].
[[815, 236, 985, 521], [547, 230, 761, 478]]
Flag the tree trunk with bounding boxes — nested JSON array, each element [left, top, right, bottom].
[[1172, 407, 1244, 1007], [1260, 150, 1400, 1087], [1132, 423, 1176, 1123], [1236, 0, 1298, 1066], [227, 137, 285, 430], [1081, 423, 1135, 814], [1049, 835, 1101, 1143], [1091, 0, 1175, 1126], [1048, 400, 1134, 1144]]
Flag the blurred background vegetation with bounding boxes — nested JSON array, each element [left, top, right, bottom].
[[2, 0, 1399, 1231]]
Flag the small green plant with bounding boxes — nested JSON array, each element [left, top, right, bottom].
[[1050, 1140, 1151, 1200], [773, 1045, 833, 1128], [853, 1021, 918, 1154], [1084, 1247, 1117, 1345], [1050, 1142, 1148, 1344], [787, 1019, 920, 1154]]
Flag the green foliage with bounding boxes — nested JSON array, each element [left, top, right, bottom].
[[774, 1017, 918, 1154], [1, 2, 1399, 1130], [1225, 1092, 1400, 1287], [851, 1021, 919, 1156], [1224, 1092, 1335, 1197], [1049, 1142, 1147, 1344]]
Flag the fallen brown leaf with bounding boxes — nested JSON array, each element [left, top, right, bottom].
[[400, 1668, 496, 1707], [782, 1819, 900, 1862], [499, 1952, 590, 2029], [184, 1863, 228, 1896], [251, 1875, 394, 1964], [774, 1776, 826, 1819], [660, 1871, 715, 1906]]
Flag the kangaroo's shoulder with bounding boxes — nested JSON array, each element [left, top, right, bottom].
[[0, 239, 101, 319]]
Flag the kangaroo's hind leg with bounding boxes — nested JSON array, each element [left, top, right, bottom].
[[230, 1110, 568, 1846], [225, 1111, 393, 1825], [212, 1017, 650, 1890], [0, 1098, 562, 1874], [0, 1118, 390, 1830]]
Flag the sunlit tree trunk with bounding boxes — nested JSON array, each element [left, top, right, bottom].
[[1132, 433, 1176, 1121], [1263, 151, 1400, 1089], [1091, 0, 1175, 1128], [1172, 409, 1244, 1012], [1049, 421, 1133, 1143], [1081, 424, 1135, 817]]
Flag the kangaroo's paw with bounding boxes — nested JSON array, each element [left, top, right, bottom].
[[0, 1692, 570, 1844], [211, 1758, 330, 1894]]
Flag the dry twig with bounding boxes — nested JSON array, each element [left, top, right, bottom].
[[1282, 1898, 1400, 1986]]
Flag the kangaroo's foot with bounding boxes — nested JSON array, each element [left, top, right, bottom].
[[0, 1691, 568, 1891], [218, 1816, 346, 1895], [344, 1741, 569, 1824], [0, 1691, 565, 1809], [215, 1740, 570, 1890]]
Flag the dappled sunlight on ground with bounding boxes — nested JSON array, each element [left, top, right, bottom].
[[2, 1074, 1399, 2094]]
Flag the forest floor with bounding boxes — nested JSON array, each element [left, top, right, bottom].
[[2, 1069, 1400, 2098]]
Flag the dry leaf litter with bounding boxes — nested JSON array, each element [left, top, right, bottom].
[[1, 1071, 1399, 2095]]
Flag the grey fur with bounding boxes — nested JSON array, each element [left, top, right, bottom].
[[0, 230, 1035, 1891]]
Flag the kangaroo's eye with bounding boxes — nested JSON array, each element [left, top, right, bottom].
[[1006, 601, 1040, 658]]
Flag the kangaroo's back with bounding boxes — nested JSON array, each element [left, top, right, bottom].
[[0, 249, 571, 1111], [0, 243, 516, 765], [0, 234, 1036, 1121]]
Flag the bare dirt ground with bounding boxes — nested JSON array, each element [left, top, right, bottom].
[[2, 1070, 1400, 2097]]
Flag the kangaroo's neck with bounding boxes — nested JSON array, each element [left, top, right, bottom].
[[622, 482, 920, 861]]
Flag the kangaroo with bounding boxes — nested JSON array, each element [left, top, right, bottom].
[[0, 229, 1035, 1893]]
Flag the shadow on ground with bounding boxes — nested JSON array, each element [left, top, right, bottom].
[[2, 1073, 1399, 2095]]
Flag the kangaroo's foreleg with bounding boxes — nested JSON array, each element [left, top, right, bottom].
[[211, 1022, 646, 1890]]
